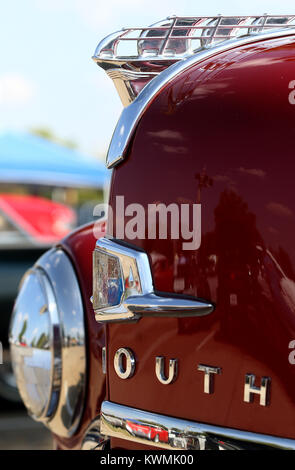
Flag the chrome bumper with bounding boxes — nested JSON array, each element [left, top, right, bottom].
[[100, 401, 295, 450]]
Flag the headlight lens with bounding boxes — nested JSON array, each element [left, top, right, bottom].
[[92, 249, 124, 310], [10, 269, 58, 418], [9, 249, 86, 437]]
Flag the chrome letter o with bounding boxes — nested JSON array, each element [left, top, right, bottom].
[[114, 348, 136, 379]]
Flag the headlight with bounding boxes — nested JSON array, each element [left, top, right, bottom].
[[9, 249, 86, 437]]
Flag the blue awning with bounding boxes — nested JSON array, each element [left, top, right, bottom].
[[0, 132, 109, 188]]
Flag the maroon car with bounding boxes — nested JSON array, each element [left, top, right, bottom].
[[9, 15, 295, 450]]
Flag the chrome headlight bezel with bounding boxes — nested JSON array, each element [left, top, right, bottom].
[[9, 248, 86, 438]]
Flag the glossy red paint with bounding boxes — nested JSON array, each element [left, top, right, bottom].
[[106, 35, 295, 447], [53, 221, 106, 449]]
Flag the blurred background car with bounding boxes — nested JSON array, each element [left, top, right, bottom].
[[0, 131, 108, 404]]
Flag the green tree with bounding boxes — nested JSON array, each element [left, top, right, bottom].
[[30, 127, 77, 150]]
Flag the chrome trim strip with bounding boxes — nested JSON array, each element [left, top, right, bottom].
[[102, 346, 107, 374], [101, 401, 295, 450], [106, 28, 295, 168], [36, 249, 86, 437], [36, 269, 62, 419], [125, 293, 213, 317], [93, 237, 214, 322]]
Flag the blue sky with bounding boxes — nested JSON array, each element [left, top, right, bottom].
[[1, 0, 295, 160]]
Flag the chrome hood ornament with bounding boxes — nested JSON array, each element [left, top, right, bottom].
[[93, 15, 295, 106]]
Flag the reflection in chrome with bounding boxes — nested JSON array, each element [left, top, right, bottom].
[[9, 249, 86, 437], [197, 364, 221, 394], [81, 418, 109, 450], [96, 26, 295, 168], [101, 401, 295, 450], [114, 348, 136, 379], [244, 374, 271, 407], [93, 237, 214, 322], [155, 356, 178, 385], [9, 268, 61, 419]]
